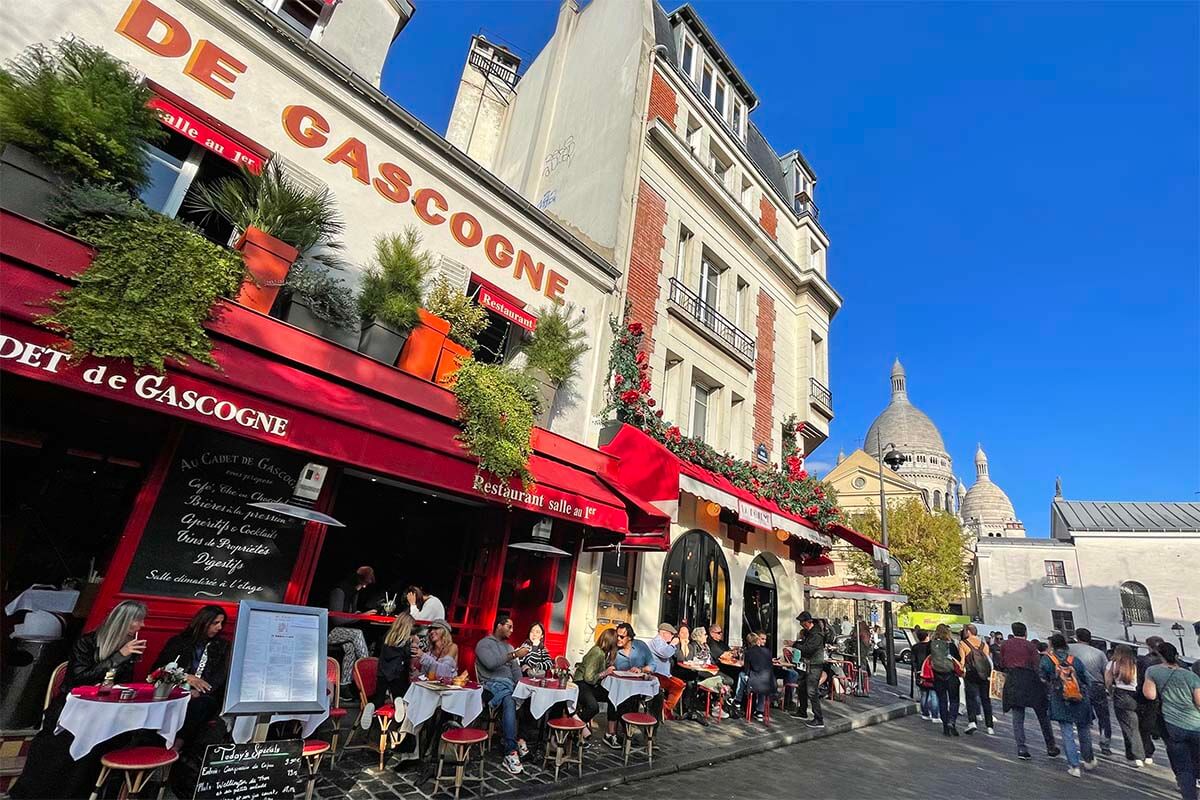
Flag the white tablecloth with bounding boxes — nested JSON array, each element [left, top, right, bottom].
[[403, 682, 483, 728], [601, 674, 660, 709], [229, 710, 329, 744], [5, 587, 79, 616], [512, 679, 578, 720], [57, 693, 188, 760]]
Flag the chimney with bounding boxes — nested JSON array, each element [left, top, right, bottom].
[[445, 35, 521, 171], [318, 0, 417, 87]]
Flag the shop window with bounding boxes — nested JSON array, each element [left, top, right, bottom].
[[261, 0, 332, 41], [596, 551, 636, 632], [742, 555, 777, 652], [1120, 581, 1154, 624], [660, 530, 729, 632], [140, 128, 245, 245], [1044, 560, 1068, 586], [1051, 610, 1076, 638]]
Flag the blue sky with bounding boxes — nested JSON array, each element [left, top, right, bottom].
[[381, 2, 1200, 535]]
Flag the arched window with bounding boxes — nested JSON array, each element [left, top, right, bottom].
[[742, 555, 777, 652], [945, 493, 952, 512], [1120, 581, 1155, 624], [921, 489, 930, 507], [660, 530, 730, 632], [933, 490, 942, 509]]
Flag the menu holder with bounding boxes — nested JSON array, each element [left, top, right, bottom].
[[222, 600, 328, 717], [415, 680, 463, 692], [193, 740, 304, 800]]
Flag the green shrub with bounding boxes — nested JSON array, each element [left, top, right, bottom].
[[284, 260, 357, 329], [522, 302, 589, 385], [0, 38, 165, 191], [453, 359, 541, 483], [425, 275, 488, 350], [45, 182, 152, 231], [38, 215, 245, 371], [358, 228, 432, 331]]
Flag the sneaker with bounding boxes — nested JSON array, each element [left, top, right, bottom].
[[754, 713, 765, 722], [1017, 749, 1032, 761], [790, 710, 808, 720], [1143, 756, 1153, 766], [1130, 759, 1142, 768], [1047, 746, 1061, 758], [986, 727, 995, 736], [517, 739, 529, 758], [339, 685, 357, 704], [1082, 759, 1097, 771], [360, 702, 375, 730], [602, 733, 621, 750], [1100, 744, 1113, 756], [502, 753, 523, 775], [1067, 767, 1081, 778], [950, 725, 960, 737], [930, 715, 941, 724], [806, 719, 825, 729], [965, 722, 977, 735]]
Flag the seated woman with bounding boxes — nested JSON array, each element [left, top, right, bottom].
[[573, 628, 617, 741], [151, 605, 230, 748], [743, 632, 776, 720], [519, 622, 554, 676], [405, 585, 446, 623], [416, 620, 458, 680], [675, 625, 723, 725], [362, 613, 414, 722], [12, 601, 148, 799]]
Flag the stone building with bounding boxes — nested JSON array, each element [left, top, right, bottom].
[[961, 444, 1027, 539]]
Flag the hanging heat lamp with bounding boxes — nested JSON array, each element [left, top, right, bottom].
[[508, 517, 570, 557], [704, 501, 721, 518], [775, 528, 790, 542]]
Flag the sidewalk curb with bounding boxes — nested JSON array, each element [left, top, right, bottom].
[[503, 697, 918, 799]]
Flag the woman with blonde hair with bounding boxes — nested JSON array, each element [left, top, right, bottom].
[[12, 600, 149, 798], [416, 620, 458, 680], [930, 624, 963, 736], [360, 612, 415, 723]]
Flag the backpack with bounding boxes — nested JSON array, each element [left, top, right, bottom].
[[965, 639, 992, 680], [1048, 652, 1084, 702]]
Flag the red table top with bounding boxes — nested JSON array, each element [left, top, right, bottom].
[[71, 683, 187, 703]]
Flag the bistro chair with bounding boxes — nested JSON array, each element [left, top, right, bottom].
[[433, 727, 488, 800], [744, 692, 771, 723], [474, 663, 501, 749], [697, 683, 725, 724], [349, 658, 398, 770], [543, 716, 585, 780], [87, 746, 177, 800], [301, 739, 330, 800], [44, 662, 68, 711], [553, 655, 571, 672], [324, 657, 349, 764], [620, 712, 656, 766]]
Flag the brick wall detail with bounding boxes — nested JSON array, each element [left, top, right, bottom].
[[759, 195, 778, 240], [752, 289, 776, 460], [628, 179, 668, 358], [648, 70, 678, 127]]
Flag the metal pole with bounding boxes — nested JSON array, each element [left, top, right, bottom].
[[877, 431, 897, 687]]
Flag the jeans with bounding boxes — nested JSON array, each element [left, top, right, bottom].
[[1011, 705, 1057, 754], [733, 672, 749, 704], [1086, 681, 1111, 746], [919, 687, 940, 718], [1112, 689, 1145, 761], [1058, 720, 1094, 768], [1136, 701, 1159, 759], [933, 672, 960, 728], [1164, 721, 1200, 800], [575, 681, 609, 724], [964, 675, 994, 727], [484, 679, 519, 755], [794, 667, 823, 722]]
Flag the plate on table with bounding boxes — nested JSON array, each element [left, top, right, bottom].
[[415, 680, 463, 692], [612, 670, 648, 679]]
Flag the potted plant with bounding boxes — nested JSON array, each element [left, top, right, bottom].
[[396, 275, 488, 384], [452, 359, 541, 483], [273, 259, 357, 345], [148, 660, 187, 700], [187, 158, 344, 314], [357, 229, 432, 363], [520, 302, 589, 427], [0, 38, 165, 220]]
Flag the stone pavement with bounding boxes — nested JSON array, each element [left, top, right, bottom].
[[308, 682, 916, 800], [593, 700, 1182, 800]]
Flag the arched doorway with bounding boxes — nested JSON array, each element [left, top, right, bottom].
[[660, 530, 730, 632], [742, 554, 778, 652]]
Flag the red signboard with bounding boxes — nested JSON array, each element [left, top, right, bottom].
[[478, 286, 537, 331], [148, 96, 263, 172]]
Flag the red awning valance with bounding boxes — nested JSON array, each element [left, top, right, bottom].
[[600, 423, 831, 549], [830, 523, 888, 564], [800, 555, 836, 577], [808, 583, 907, 604]]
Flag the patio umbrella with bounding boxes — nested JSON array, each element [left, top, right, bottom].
[[808, 584, 908, 688]]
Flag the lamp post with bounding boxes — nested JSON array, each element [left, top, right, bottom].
[[875, 431, 905, 687], [1171, 622, 1187, 656]]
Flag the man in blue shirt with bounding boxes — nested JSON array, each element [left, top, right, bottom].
[[603, 623, 662, 748], [647, 623, 686, 718]]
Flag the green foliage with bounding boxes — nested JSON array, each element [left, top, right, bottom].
[[38, 215, 245, 372], [601, 304, 842, 529], [284, 260, 356, 329], [844, 499, 973, 612], [0, 38, 164, 191], [521, 302, 589, 386], [453, 359, 541, 483], [357, 228, 432, 331], [425, 275, 488, 350], [45, 182, 152, 231], [186, 158, 344, 254]]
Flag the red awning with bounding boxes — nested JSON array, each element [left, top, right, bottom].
[[600, 423, 831, 549], [830, 522, 888, 564], [799, 555, 835, 577], [807, 583, 907, 604]]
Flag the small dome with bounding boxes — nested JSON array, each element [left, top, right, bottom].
[[864, 359, 947, 455], [961, 443, 1017, 522]]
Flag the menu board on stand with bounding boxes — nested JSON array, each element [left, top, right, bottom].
[[193, 740, 305, 800]]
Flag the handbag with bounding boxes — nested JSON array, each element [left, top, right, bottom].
[[919, 656, 935, 689], [989, 669, 1006, 701], [952, 656, 965, 677]]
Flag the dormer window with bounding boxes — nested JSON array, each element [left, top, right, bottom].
[[701, 64, 713, 98], [677, 24, 748, 142], [714, 79, 726, 117], [682, 39, 695, 78], [261, 0, 332, 41]]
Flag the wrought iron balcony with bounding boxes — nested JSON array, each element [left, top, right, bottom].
[[809, 377, 833, 414], [667, 278, 755, 361], [794, 191, 820, 220], [468, 50, 519, 86]]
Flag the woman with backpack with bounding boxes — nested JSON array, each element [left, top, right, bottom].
[[930, 624, 964, 736], [912, 629, 939, 722], [1040, 632, 1096, 777], [958, 624, 995, 735]]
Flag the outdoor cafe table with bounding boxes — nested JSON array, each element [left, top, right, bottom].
[[601, 672, 660, 709], [229, 709, 329, 743], [58, 684, 188, 760], [403, 681, 484, 729], [512, 677, 578, 720]]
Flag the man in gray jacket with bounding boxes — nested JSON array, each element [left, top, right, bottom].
[[1068, 628, 1111, 755], [790, 611, 826, 728], [475, 614, 531, 775]]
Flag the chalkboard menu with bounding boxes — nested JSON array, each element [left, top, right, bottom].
[[194, 740, 304, 800], [123, 428, 309, 603]]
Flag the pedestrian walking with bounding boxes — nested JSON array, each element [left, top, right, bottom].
[[1069, 628, 1112, 755], [871, 625, 886, 674], [1041, 632, 1096, 778], [1108, 644, 1147, 766], [930, 624, 963, 737], [1137, 635, 1166, 766], [1142, 642, 1200, 800], [958, 623, 995, 735], [790, 611, 826, 729], [1000, 621, 1060, 761], [911, 629, 939, 722]]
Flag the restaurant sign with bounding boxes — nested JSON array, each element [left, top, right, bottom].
[[736, 498, 773, 531], [148, 96, 263, 171], [477, 286, 537, 332]]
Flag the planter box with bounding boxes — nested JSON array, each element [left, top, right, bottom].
[[358, 319, 409, 364], [276, 294, 358, 347], [528, 367, 559, 428], [396, 308, 450, 380], [0, 145, 62, 221], [234, 226, 298, 313], [434, 339, 472, 386]]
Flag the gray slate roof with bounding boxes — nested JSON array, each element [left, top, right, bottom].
[[652, 2, 678, 64], [1053, 500, 1200, 533]]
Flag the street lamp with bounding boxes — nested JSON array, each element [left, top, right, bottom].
[[1172, 622, 1187, 656], [875, 431, 905, 687]]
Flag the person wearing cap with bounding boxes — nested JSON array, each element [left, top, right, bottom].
[[790, 611, 826, 728], [416, 619, 458, 681], [648, 623, 686, 719]]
